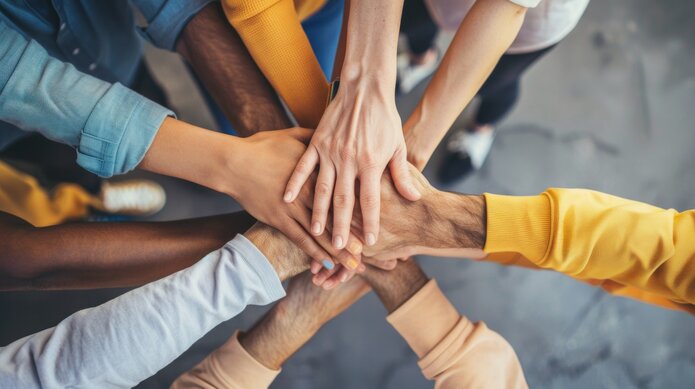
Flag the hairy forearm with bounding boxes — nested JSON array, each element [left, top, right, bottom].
[[0, 211, 255, 290], [176, 2, 292, 135], [243, 224, 309, 281], [362, 260, 428, 313], [404, 0, 526, 164]]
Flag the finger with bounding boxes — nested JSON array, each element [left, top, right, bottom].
[[310, 260, 323, 274], [313, 265, 339, 286], [284, 146, 319, 203], [283, 219, 335, 269], [285, 127, 315, 144], [311, 157, 336, 236], [359, 166, 381, 246], [389, 149, 422, 201], [332, 166, 356, 250], [323, 266, 355, 290]]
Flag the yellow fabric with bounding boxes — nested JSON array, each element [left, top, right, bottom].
[[484, 189, 695, 313], [0, 161, 95, 227], [222, 0, 330, 128]]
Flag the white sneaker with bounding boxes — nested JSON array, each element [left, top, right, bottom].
[[96, 179, 166, 216], [397, 49, 440, 94], [447, 126, 496, 170]]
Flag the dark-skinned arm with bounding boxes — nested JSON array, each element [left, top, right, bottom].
[[0, 211, 255, 290], [175, 2, 292, 135]]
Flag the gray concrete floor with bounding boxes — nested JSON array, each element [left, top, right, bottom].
[[2, 0, 695, 388]]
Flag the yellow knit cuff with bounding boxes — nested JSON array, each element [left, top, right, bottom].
[[483, 193, 552, 261]]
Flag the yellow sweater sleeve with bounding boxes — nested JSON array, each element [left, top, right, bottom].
[[483, 189, 695, 305], [222, 0, 329, 128]]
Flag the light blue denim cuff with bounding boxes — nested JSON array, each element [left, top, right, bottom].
[[76, 83, 174, 177]]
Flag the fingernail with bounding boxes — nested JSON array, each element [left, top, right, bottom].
[[323, 280, 335, 289], [333, 236, 344, 249], [283, 191, 293, 202], [366, 233, 376, 246], [312, 222, 322, 235], [346, 257, 359, 270], [348, 240, 363, 255], [340, 272, 349, 283], [322, 259, 334, 270]]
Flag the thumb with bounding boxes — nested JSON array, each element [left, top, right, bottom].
[[389, 148, 422, 201], [285, 127, 314, 144]]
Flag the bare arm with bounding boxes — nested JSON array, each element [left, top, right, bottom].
[[404, 0, 527, 169], [0, 211, 255, 290], [176, 2, 292, 135]]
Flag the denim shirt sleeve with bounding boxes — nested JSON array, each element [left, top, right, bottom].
[[0, 21, 173, 177], [132, 0, 214, 50]]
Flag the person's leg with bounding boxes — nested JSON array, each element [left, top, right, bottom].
[[301, 0, 345, 78], [401, 0, 438, 58], [439, 45, 556, 183], [397, 0, 440, 94]]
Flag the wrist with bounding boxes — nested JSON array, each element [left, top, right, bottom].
[[363, 260, 428, 313], [429, 191, 487, 250], [243, 224, 308, 281]]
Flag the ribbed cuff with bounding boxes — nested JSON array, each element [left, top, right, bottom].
[[172, 331, 280, 389], [386, 280, 461, 358], [229, 234, 286, 302], [483, 193, 552, 262], [214, 331, 281, 388]]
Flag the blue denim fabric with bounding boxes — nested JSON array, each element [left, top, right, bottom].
[[0, 0, 210, 176], [0, 21, 173, 177]]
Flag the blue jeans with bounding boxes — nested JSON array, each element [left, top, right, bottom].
[[207, 0, 344, 134]]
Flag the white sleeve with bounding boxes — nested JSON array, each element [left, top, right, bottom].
[[0, 234, 285, 389], [509, 0, 542, 8]]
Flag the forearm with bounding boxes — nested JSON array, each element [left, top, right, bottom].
[[340, 0, 403, 86], [0, 234, 286, 388], [0, 211, 255, 290], [138, 117, 242, 195], [404, 0, 526, 165], [362, 260, 428, 313], [176, 2, 292, 135]]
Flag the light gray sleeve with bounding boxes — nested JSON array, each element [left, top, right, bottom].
[[509, 0, 542, 7], [0, 234, 285, 389]]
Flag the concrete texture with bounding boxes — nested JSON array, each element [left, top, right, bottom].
[[1, 0, 694, 388]]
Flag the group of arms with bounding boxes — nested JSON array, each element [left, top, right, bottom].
[[1, 0, 695, 387]]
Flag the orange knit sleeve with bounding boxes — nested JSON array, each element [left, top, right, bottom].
[[222, 0, 330, 128]]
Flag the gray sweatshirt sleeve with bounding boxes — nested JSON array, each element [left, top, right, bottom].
[[0, 234, 286, 388]]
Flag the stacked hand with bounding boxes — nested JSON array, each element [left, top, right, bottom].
[[283, 83, 422, 254], [230, 128, 364, 282]]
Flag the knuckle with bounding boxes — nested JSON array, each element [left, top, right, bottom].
[[333, 193, 350, 208], [360, 193, 380, 210], [336, 147, 355, 162], [316, 182, 332, 197]]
